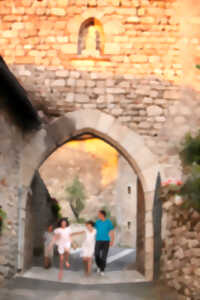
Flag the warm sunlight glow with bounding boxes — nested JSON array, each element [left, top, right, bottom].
[[66, 138, 118, 186]]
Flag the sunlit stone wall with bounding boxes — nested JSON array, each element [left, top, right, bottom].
[[0, 0, 181, 81]]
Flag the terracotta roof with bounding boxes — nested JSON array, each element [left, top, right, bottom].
[[0, 56, 41, 131]]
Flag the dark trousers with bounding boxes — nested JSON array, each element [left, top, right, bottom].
[[95, 241, 110, 272]]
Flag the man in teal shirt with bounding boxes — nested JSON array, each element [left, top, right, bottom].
[[95, 210, 115, 276]]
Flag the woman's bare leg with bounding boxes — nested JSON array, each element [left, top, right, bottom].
[[65, 251, 70, 268], [58, 254, 64, 280], [88, 257, 92, 275], [83, 257, 88, 275]]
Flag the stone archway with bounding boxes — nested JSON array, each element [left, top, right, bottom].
[[19, 109, 160, 281]]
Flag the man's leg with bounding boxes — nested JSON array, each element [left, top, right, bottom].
[[100, 241, 110, 272], [95, 241, 101, 270]]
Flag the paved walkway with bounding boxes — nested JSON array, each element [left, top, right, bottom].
[[0, 247, 178, 300], [23, 267, 146, 285], [0, 277, 165, 300]]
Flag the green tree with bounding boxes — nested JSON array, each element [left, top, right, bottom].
[[65, 176, 86, 222]]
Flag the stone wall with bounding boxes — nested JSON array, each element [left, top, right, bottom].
[[31, 172, 55, 254], [9, 63, 184, 182], [0, 110, 23, 282], [115, 155, 137, 248], [0, 0, 181, 81], [10, 64, 180, 138], [24, 171, 56, 270], [161, 196, 200, 300]]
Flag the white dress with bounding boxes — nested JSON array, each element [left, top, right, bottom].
[[54, 227, 72, 255], [81, 228, 96, 258], [44, 231, 54, 258]]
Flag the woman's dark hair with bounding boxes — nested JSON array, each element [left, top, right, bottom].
[[57, 218, 69, 227], [99, 210, 106, 217], [86, 220, 95, 227]]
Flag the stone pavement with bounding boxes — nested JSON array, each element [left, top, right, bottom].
[[23, 267, 146, 285], [0, 277, 177, 300]]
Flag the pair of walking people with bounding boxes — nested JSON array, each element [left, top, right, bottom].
[[47, 210, 115, 280]]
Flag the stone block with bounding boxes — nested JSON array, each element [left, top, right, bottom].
[[48, 116, 76, 147], [67, 16, 82, 34], [65, 93, 75, 103], [96, 112, 115, 135], [66, 109, 101, 134], [55, 70, 69, 77], [106, 88, 126, 94], [163, 90, 180, 100], [126, 16, 140, 23], [70, 71, 81, 79], [75, 94, 90, 103], [142, 17, 155, 24], [67, 78, 76, 87], [130, 55, 148, 63], [104, 43, 121, 55], [86, 80, 96, 88], [93, 88, 105, 95], [61, 44, 77, 54], [52, 79, 65, 87], [142, 165, 161, 193], [147, 105, 163, 116], [104, 20, 124, 35], [51, 8, 66, 16]]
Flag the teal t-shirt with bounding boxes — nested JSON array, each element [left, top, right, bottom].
[[95, 219, 114, 241]]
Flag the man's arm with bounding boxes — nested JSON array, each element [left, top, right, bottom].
[[109, 230, 115, 247]]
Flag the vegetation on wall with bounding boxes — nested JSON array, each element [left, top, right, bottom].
[[0, 206, 7, 234], [51, 198, 62, 220], [179, 132, 200, 167], [178, 132, 200, 211], [161, 131, 200, 212], [65, 176, 86, 222]]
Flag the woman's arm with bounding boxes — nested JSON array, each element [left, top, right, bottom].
[[48, 233, 59, 251], [71, 231, 85, 237]]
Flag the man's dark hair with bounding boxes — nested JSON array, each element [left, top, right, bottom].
[[86, 220, 95, 227], [99, 210, 106, 217], [57, 217, 70, 227]]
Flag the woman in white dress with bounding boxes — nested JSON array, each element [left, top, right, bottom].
[[72, 221, 96, 276], [49, 218, 72, 280], [44, 224, 54, 269]]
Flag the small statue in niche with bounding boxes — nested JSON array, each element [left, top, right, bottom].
[[82, 25, 101, 57]]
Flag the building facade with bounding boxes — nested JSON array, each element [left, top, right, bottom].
[[0, 0, 200, 289]]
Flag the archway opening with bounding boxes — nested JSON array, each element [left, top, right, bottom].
[[23, 132, 145, 282]]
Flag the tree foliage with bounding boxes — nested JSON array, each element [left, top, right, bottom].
[[179, 164, 200, 211], [65, 176, 86, 221], [178, 132, 200, 211], [180, 132, 200, 167]]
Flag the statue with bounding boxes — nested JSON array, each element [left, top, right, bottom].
[[82, 25, 100, 57]]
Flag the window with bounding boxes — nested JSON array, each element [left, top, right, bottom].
[[128, 185, 131, 194], [78, 18, 104, 57]]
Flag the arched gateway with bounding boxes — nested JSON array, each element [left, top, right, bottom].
[[19, 109, 161, 281]]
